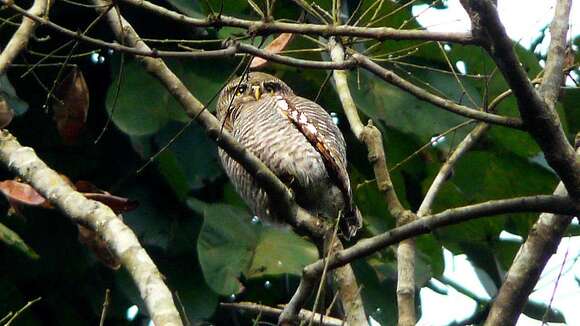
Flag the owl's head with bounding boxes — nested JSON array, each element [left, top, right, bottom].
[[217, 72, 294, 121]]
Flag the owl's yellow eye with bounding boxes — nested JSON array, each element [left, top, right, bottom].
[[235, 84, 247, 96]]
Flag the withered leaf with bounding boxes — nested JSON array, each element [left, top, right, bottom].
[[0, 95, 14, 128], [250, 33, 294, 69], [53, 67, 89, 144], [77, 224, 121, 270], [0, 180, 48, 207]]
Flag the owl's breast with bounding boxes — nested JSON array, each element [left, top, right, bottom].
[[232, 97, 329, 190]]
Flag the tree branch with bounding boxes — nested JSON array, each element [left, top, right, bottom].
[[483, 0, 577, 323], [0, 131, 183, 326], [119, 0, 477, 44], [328, 38, 418, 325], [351, 53, 524, 129], [90, 1, 325, 240], [0, 0, 49, 75], [0, 1, 354, 70], [419, 122, 490, 215], [221, 302, 345, 325], [279, 194, 580, 324], [459, 0, 580, 198]]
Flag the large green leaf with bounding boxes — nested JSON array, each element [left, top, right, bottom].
[[106, 59, 171, 136], [197, 204, 257, 295], [106, 56, 231, 136], [154, 122, 223, 196], [349, 67, 473, 148], [248, 228, 318, 278], [353, 259, 398, 326], [196, 203, 317, 295]]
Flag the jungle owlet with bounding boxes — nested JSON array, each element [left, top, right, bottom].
[[217, 72, 362, 238]]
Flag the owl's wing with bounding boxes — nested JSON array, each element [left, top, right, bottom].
[[275, 95, 352, 206]]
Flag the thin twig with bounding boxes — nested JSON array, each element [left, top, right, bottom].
[[352, 52, 524, 129], [117, 0, 477, 44], [0, 0, 49, 75], [221, 302, 344, 326], [98, 289, 111, 326], [4, 297, 42, 326]]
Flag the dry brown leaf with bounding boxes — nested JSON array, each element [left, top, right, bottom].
[[0, 180, 48, 207], [250, 33, 294, 69], [53, 67, 89, 144], [84, 193, 139, 214], [77, 224, 121, 270], [0, 96, 14, 128]]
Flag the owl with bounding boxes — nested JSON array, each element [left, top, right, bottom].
[[216, 72, 362, 239]]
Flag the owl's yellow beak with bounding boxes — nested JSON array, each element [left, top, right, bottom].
[[252, 85, 262, 100]]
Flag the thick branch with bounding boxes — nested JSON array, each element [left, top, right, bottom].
[[90, 0, 324, 238], [460, 0, 580, 198], [0, 0, 49, 75], [538, 0, 572, 109], [120, 0, 476, 44], [280, 194, 580, 322], [0, 131, 182, 326], [485, 186, 573, 325], [484, 0, 577, 323], [352, 53, 524, 129]]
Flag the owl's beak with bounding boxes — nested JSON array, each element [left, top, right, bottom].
[[252, 85, 262, 100]]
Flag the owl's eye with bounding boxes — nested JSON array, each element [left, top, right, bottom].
[[264, 82, 277, 94], [235, 84, 247, 96]]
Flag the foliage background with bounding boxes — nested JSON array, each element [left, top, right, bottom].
[[0, 0, 579, 325]]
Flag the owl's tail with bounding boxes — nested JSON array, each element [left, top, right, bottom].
[[340, 206, 363, 240]]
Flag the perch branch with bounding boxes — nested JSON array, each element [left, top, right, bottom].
[[0, 0, 49, 75], [90, 0, 325, 239], [0, 131, 182, 326], [279, 193, 580, 324]]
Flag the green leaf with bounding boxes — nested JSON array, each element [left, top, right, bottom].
[[0, 222, 39, 260], [164, 257, 219, 322], [563, 87, 580, 138], [522, 300, 566, 323], [197, 204, 258, 295], [349, 67, 472, 148], [352, 259, 398, 326], [107, 56, 232, 136], [0, 74, 28, 116], [106, 58, 171, 136], [154, 122, 223, 194], [164, 0, 204, 18], [197, 203, 317, 295], [247, 227, 318, 278]]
